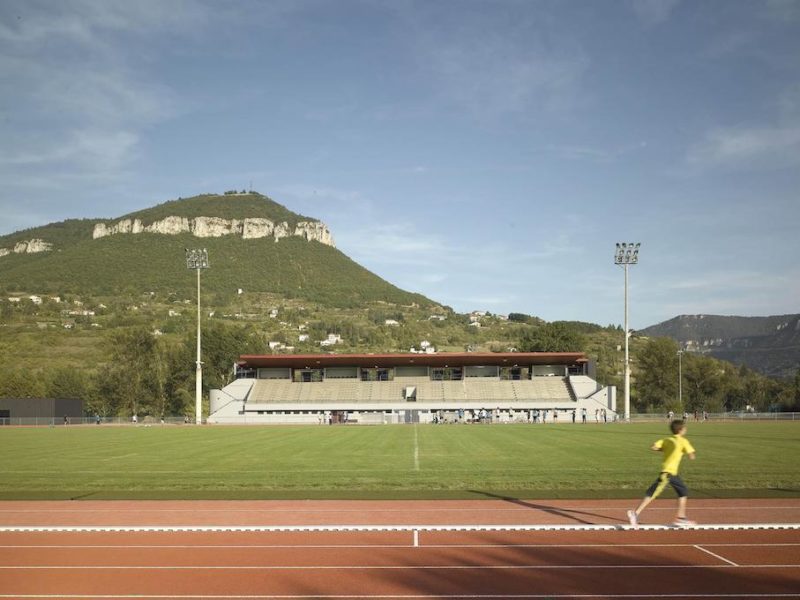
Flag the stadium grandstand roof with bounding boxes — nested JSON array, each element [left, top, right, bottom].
[[238, 352, 588, 369]]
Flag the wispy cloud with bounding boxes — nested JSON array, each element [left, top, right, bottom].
[[686, 124, 800, 169], [551, 141, 649, 163], [395, 4, 589, 119], [686, 83, 800, 170], [0, 0, 209, 190], [630, 0, 682, 26]]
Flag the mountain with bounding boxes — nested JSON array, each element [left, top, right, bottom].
[[639, 314, 800, 379], [0, 192, 433, 308]]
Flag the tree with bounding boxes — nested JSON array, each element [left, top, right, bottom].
[[45, 367, 90, 400], [682, 354, 724, 412], [518, 322, 586, 352], [96, 327, 166, 417], [634, 337, 679, 412]]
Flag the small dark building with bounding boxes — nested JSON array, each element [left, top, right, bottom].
[[0, 398, 84, 423]]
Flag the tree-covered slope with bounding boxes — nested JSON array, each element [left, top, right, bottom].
[[0, 193, 433, 308]]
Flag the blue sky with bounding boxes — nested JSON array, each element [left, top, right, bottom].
[[1, 0, 799, 328]]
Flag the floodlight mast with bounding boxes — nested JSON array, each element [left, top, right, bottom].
[[677, 349, 683, 412], [185, 249, 209, 425], [614, 242, 640, 422]]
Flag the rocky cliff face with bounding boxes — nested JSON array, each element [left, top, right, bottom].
[[92, 216, 335, 246], [0, 238, 53, 258]]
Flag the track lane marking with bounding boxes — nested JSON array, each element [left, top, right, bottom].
[[1, 594, 800, 598], [1, 505, 798, 512], [1, 564, 799, 569], [2, 542, 799, 549], [2, 523, 799, 533], [693, 545, 739, 566]]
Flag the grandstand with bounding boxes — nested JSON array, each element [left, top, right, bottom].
[[209, 352, 616, 424]]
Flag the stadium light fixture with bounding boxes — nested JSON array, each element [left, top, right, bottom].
[[186, 248, 209, 425], [614, 242, 641, 422]]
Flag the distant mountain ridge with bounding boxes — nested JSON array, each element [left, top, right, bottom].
[[0, 192, 434, 308], [640, 314, 800, 378]]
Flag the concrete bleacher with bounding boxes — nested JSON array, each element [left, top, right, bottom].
[[247, 376, 573, 405]]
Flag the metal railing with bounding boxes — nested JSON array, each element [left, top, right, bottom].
[[0, 412, 798, 427]]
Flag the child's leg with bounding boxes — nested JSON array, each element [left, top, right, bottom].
[[676, 496, 688, 519], [634, 494, 655, 515], [633, 473, 669, 516]]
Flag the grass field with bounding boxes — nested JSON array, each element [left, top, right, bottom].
[[1, 421, 798, 500]]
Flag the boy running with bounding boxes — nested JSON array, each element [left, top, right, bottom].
[[627, 419, 696, 528]]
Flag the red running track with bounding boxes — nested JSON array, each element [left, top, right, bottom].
[[0, 499, 798, 598]]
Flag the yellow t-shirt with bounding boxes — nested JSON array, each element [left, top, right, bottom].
[[654, 435, 695, 475]]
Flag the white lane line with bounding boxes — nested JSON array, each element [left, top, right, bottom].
[[2, 595, 800, 599], [1, 543, 799, 550], [1, 523, 800, 533], [0, 564, 797, 570], [1, 594, 800, 599], [693, 545, 740, 567]]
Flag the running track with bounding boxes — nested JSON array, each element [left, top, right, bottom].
[[0, 499, 799, 599]]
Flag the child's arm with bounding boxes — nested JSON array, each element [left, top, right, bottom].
[[650, 443, 662, 452]]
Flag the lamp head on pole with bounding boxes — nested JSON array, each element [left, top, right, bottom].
[[185, 248, 210, 270], [614, 242, 641, 265]]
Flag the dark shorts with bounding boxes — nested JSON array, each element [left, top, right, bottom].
[[645, 472, 689, 499]]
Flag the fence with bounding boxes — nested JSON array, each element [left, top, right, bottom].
[[0, 416, 192, 427], [1, 412, 799, 427]]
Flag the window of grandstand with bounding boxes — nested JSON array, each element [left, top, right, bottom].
[[499, 366, 528, 381], [431, 367, 463, 381], [325, 367, 359, 379], [395, 366, 428, 377], [236, 367, 256, 379], [360, 368, 394, 381], [532, 365, 565, 377], [258, 368, 291, 379], [465, 365, 499, 378], [293, 368, 323, 382]]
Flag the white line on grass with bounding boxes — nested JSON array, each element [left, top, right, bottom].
[[414, 424, 420, 471], [694, 545, 740, 566]]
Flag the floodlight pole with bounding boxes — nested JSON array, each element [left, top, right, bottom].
[[186, 249, 209, 425], [677, 350, 683, 411], [614, 242, 640, 422]]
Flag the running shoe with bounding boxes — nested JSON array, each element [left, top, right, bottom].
[[673, 517, 696, 527], [627, 510, 638, 528]]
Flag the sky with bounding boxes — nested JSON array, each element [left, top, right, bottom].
[[1, 0, 799, 328]]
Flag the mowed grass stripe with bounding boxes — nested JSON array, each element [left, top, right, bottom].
[[0, 422, 798, 499]]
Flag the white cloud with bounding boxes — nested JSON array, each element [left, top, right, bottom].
[[395, 5, 589, 119], [0, 0, 207, 192], [764, 0, 800, 22], [630, 0, 682, 26], [686, 124, 800, 169]]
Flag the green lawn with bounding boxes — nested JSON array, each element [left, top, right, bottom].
[[1, 422, 798, 500]]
